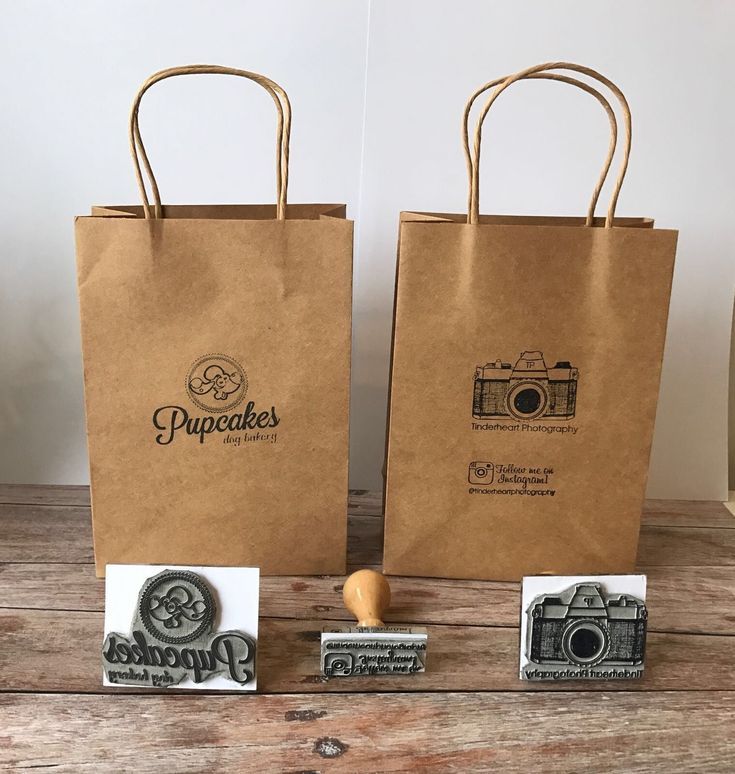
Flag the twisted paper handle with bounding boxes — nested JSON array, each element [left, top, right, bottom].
[[465, 62, 632, 227], [129, 65, 291, 220]]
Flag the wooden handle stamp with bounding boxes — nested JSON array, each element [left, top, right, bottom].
[[320, 569, 428, 677], [342, 568, 391, 626]]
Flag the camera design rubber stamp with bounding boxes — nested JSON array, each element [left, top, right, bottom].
[[321, 569, 427, 677], [520, 575, 647, 681], [102, 567, 257, 689], [473, 350, 578, 421]]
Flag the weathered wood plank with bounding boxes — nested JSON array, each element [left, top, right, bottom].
[[2, 692, 734, 772], [0, 483, 91, 507], [2, 563, 732, 636], [1, 483, 732, 525], [637, 526, 735, 566], [0, 609, 732, 694], [347, 489, 383, 516], [0, 563, 105, 610], [3, 501, 735, 567], [0, 505, 94, 564], [643, 498, 735, 528]]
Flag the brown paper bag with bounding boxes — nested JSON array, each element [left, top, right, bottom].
[[383, 62, 678, 581], [75, 66, 353, 577]]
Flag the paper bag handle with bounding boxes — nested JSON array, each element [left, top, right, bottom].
[[129, 65, 291, 220], [463, 73, 619, 227], [466, 62, 632, 227]]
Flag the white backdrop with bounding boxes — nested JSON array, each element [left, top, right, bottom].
[[1, 0, 733, 499]]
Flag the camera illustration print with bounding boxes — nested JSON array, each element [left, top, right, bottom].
[[472, 350, 578, 422], [186, 353, 248, 413]]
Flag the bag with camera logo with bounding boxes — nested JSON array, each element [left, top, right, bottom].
[[383, 63, 678, 581], [75, 66, 353, 577]]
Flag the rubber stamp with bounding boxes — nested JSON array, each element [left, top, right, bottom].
[[321, 569, 427, 677], [519, 574, 647, 681], [102, 565, 259, 690]]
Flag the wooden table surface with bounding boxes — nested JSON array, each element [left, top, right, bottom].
[[1, 485, 734, 772]]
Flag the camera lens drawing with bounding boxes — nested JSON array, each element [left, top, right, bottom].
[[468, 462, 495, 485], [324, 653, 354, 676], [508, 382, 547, 420], [562, 620, 610, 666]]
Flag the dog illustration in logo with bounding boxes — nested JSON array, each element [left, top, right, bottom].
[[148, 585, 207, 630], [188, 365, 242, 402]]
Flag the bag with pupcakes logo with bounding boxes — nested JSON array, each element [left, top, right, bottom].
[[383, 63, 677, 581], [75, 66, 352, 577]]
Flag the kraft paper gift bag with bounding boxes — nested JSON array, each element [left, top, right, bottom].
[[75, 66, 353, 577], [383, 62, 678, 581]]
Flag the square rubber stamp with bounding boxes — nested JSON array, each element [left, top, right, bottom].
[[519, 574, 647, 681], [103, 564, 259, 690]]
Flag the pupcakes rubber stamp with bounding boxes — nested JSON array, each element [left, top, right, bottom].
[[102, 566, 259, 690]]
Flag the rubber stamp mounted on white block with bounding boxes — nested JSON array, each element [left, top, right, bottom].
[[520, 574, 647, 681], [102, 565, 259, 690], [321, 569, 427, 677]]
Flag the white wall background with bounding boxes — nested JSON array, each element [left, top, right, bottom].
[[0, 0, 369, 484], [1, 0, 733, 499]]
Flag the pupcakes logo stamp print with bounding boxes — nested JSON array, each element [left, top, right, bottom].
[[186, 353, 248, 413], [102, 568, 258, 689], [138, 570, 213, 643], [151, 352, 280, 445]]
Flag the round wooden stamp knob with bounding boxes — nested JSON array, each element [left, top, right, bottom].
[[342, 569, 391, 627]]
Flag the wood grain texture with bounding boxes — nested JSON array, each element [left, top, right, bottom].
[[2, 485, 735, 772], [643, 498, 735, 528], [2, 562, 734, 635], [2, 692, 735, 773], [2, 499, 734, 566], [1, 608, 732, 694], [638, 525, 735, 566], [0, 483, 91, 507], [0, 483, 731, 522]]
